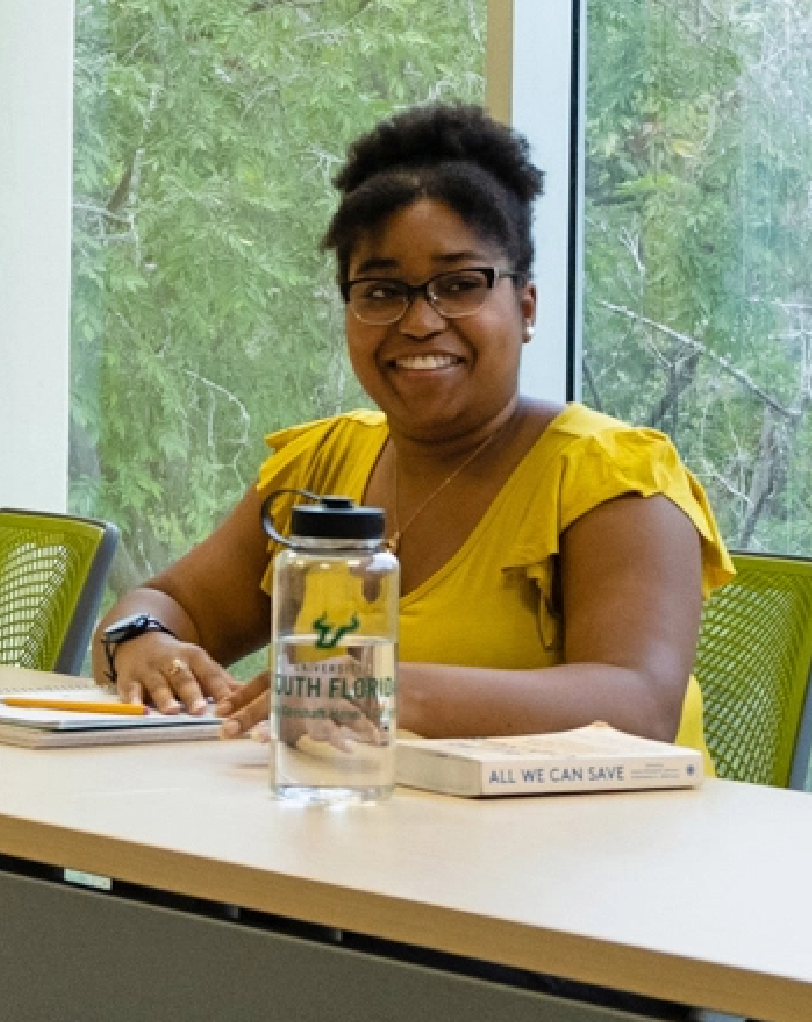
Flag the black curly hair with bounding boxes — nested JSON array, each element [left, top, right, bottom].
[[321, 103, 545, 284]]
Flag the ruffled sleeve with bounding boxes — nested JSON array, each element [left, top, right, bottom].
[[502, 405, 735, 618], [561, 414, 734, 598]]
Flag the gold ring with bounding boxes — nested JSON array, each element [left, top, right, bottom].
[[167, 657, 187, 679]]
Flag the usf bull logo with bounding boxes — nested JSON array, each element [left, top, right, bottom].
[[313, 612, 360, 649]]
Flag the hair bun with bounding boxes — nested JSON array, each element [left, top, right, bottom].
[[335, 103, 544, 205]]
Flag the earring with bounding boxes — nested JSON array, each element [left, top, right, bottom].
[[524, 325, 535, 341]]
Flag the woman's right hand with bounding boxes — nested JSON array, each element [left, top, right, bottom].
[[112, 632, 240, 714]]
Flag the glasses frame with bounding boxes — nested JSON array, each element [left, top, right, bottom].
[[340, 266, 524, 325]]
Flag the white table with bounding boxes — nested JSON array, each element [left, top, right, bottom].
[[1, 665, 811, 1021]]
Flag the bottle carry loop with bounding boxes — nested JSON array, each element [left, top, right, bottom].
[[261, 488, 385, 549], [260, 488, 323, 548]]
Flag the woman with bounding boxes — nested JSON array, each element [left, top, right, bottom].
[[92, 103, 734, 768]]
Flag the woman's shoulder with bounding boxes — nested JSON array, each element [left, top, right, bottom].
[[515, 401, 672, 470], [532, 402, 685, 473], [264, 409, 386, 454], [257, 409, 387, 498], [547, 402, 651, 441], [530, 401, 685, 490], [508, 401, 734, 597], [514, 399, 696, 538]]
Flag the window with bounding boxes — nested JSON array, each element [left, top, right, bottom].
[[582, 1, 812, 554], [70, 1, 488, 656], [10, 0, 808, 651]]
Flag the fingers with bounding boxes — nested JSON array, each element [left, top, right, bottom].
[[158, 656, 218, 714], [221, 702, 382, 749], [217, 670, 271, 735], [216, 666, 385, 749], [250, 720, 270, 743], [145, 670, 188, 714], [307, 717, 346, 749], [120, 680, 144, 705], [306, 719, 380, 753], [215, 671, 269, 716], [220, 689, 269, 739], [184, 650, 240, 705], [337, 709, 381, 744], [216, 672, 270, 738], [114, 636, 237, 714]]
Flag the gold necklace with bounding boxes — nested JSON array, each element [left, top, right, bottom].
[[384, 424, 506, 556]]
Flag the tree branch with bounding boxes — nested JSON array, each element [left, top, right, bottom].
[[739, 408, 778, 548], [646, 351, 701, 428], [598, 300, 804, 420], [581, 353, 603, 412]]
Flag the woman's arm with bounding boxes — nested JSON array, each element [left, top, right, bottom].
[[92, 485, 274, 711], [397, 493, 703, 742]]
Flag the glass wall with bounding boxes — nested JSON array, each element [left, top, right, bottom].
[[70, 0, 487, 659], [582, 0, 812, 555], [67, 0, 812, 668]]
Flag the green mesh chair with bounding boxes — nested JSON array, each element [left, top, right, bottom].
[[694, 551, 812, 790], [0, 508, 119, 675]]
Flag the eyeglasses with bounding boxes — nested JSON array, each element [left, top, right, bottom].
[[340, 266, 523, 326]]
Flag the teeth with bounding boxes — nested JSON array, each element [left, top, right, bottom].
[[396, 354, 458, 370]]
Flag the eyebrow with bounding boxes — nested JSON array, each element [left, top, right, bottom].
[[352, 250, 488, 276]]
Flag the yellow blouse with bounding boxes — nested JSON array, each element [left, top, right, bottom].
[[256, 404, 735, 772]]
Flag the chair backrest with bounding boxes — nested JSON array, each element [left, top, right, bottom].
[[694, 551, 812, 789], [0, 508, 119, 675]]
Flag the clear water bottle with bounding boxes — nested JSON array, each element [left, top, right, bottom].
[[262, 490, 399, 805]]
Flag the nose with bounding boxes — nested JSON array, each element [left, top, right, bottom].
[[397, 292, 446, 338]]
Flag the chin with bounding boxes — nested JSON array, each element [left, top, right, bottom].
[[389, 408, 475, 441]]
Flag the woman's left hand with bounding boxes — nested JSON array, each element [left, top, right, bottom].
[[217, 667, 384, 750], [217, 672, 270, 739]]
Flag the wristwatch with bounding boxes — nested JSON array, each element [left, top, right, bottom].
[[101, 613, 176, 685]]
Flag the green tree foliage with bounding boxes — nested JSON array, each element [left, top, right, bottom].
[[584, 0, 812, 553], [71, 0, 486, 597]]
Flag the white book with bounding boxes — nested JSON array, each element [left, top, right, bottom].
[[0, 687, 222, 748], [395, 723, 703, 798], [0, 665, 97, 693]]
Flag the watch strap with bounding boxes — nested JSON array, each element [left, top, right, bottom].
[[102, 616, 176, 686]]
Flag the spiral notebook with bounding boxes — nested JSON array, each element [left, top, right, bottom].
[[0, 667, 221, 748]]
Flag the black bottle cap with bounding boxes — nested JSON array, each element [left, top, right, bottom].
[[291, 496, 384, 541]]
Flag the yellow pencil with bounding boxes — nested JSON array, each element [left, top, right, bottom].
[[1, 696, 148, 715]]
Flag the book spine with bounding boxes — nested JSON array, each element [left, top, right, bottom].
[[479, 754, 702, 795]]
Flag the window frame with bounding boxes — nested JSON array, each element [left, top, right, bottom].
[[490, 0, 584, 406]]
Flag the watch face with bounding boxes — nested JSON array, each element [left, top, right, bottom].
[[104, 613, 152, 642]]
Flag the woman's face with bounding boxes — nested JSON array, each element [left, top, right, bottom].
[[344, 198, 536, 442]]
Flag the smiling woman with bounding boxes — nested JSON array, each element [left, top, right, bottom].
[[341, 198, 534, 443], [92, 103, 734, 778]]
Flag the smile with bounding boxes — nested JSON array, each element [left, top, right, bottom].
[[391, 354, 463, 370]]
